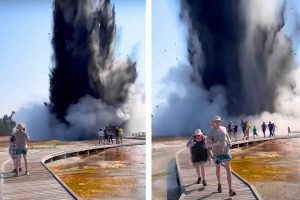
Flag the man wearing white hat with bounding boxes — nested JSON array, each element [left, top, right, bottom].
[[207, 116, 236, 196]]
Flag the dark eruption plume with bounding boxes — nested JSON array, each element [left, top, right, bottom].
[[181, 0, 294, 116], [50, 0, 137, 122]]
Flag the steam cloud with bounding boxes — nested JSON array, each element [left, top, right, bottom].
[[153, 0, 300, 136], [13, 0, 145, 140]]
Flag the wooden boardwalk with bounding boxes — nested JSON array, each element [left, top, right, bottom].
[[176, 134, 300, 200], [0, 139, 145, 200]]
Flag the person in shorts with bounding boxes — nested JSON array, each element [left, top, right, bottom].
[[97, 129, 104, 145], [104, 127, 108, 144], [8, 135, 19, 174], [233, 123, 238, 141], [118, 127, 124, 144], [186, 129, 208, 186], [268, 122, 273, 137], [207, 116, 236, 196], [261, 122, 267, 138], [14, 123, 29, 176], [241, 120, 246, 138], [226, 121, 234, 140], [253, 126, 258, 139], [108, 127, 113, 144], [244, 121, 251, 140]]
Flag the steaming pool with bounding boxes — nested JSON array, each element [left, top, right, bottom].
[[48, 145, 145, 200], [231, 138, 300, 200]]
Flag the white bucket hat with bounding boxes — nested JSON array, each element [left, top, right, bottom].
[[213, 116, 222, 122], [194, 129, 203, 136]]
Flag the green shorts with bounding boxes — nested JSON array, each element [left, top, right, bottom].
[[16, 148, 28, 156], [214, 154, 231, 165]]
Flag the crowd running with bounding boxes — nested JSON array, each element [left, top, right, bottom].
[[223, 119, 289, 141], [97, 126, 124, 145]]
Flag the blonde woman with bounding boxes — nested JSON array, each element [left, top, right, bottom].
[[186, 129, 208, 186], [14, 123, 29, 176]]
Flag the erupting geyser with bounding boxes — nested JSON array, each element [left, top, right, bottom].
[[50, 0, 137, 122], [153, 0, 299, 135], [181, 0, 295, 116]]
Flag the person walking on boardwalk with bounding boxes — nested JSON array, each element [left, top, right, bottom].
[[8, 135, 19, 174], [241, 120, 246, 139], [233, 123, 238, 141], [207, 116, 236, 196], [253, 126, 258, 139], [288, 127, 291, 135], [104, 127, 108, 144], [261, 122, 267, 138], [268, 122, 273, 137], [186, 129, 208, 186], [226, 121, 234, 139], [272, 123, 277, 136], [97, 129, 104, 145], [115, 127, 119, 144], [244, 121, 251, 140], [14, 123, 29, 176], [118, 127, 124, 144], [108, 127, 113, 144]]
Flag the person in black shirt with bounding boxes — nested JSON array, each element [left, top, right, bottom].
[[268, 122, 273, 137], [233, 123, 238, 141], [186, 129, 208, 186], [241, 120, 246, 139], [261, 122, 267, 138]]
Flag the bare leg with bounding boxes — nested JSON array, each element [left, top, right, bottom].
[[234, 132, 237, 141], [196, 165, 201, 178], [224, 161, 232, 190], [16, 157, 21, 176], [23, 155, 28, 173], [19, 156, 22, 170], [216, 164, 221, 184], [13, 159, 17, 171], [201, 164, 206, 180]]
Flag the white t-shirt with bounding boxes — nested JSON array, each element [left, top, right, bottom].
[[97, 130, 104, 137]]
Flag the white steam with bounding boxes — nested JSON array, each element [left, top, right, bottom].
[[14, 84, 145, 140]]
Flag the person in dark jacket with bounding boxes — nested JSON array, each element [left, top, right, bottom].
[[261, 122, 267, 138], [268, 122, 273, 137], [186, 129, 208, 186]]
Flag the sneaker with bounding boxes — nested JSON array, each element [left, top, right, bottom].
[[25, 171, 29, 175], [202, 180, 207, 186], [218, 184, 222, 193], [229, 189, 236, 196], [16, 172, 19, 177], [196, 177, 201, 184]]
